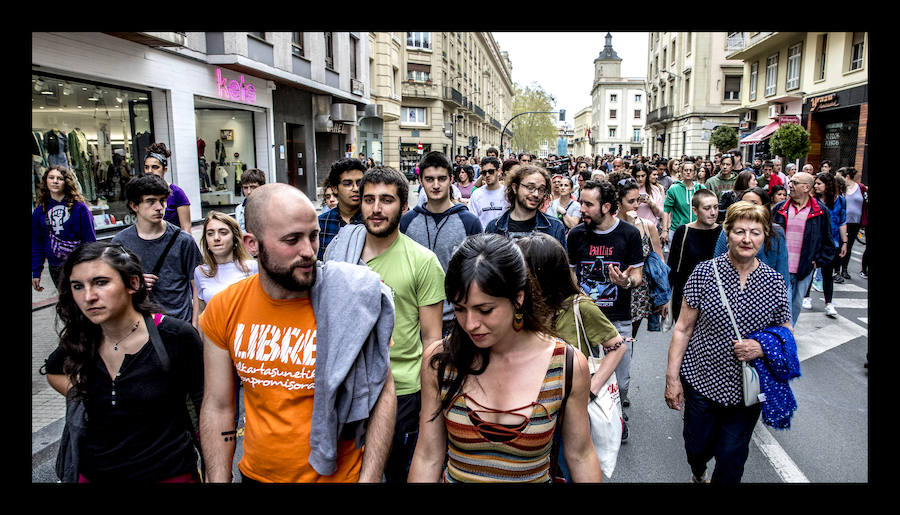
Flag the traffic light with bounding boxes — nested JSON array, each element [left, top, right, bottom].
[[559, 109, 566, 121]]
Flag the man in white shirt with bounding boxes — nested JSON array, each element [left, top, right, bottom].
[[467, 156, 507, 228]]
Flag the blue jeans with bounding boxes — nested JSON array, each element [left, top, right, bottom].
[[682, 380, 761, 483], [790, 271, 814, 328], [611, 319, 633, 399]]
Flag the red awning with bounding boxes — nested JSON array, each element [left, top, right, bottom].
[[740, 116, 800, 145]]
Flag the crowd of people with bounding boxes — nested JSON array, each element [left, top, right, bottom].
[[34, 140, 867, 484]]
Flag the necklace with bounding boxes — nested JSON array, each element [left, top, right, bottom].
[[108, 319, 141, 351]]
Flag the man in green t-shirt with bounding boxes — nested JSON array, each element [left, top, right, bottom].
[[324, 166, 445, 484], [662, 159, 706, 243]]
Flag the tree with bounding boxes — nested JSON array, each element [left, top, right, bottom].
[[509, 82, 558, 155], [769, 122, 810, 162], [710, 125, 738, 153]]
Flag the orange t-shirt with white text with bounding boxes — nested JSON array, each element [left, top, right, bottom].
[[199, 275, 363, 483]]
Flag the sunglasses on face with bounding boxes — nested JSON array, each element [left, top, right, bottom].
[[618, 178, 637, 187]]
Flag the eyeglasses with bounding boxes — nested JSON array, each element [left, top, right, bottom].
[[617, 178, 637, 187], [340, 179, 363, 188], [518, 183, 547, 195], [482, 168, 497, 174]]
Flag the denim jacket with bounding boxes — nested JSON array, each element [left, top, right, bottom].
[[645, 250, 671, 307], [484, 208, 568, 248]]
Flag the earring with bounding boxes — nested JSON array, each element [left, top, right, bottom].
[[513, 311, 524, 332]]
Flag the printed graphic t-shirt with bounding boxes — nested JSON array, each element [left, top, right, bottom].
[[199, 275, 363, 483], [366, 233, 446, 396], [566, 219, 644, 322]]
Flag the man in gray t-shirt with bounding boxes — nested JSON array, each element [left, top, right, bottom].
[[112, 174, 202, 325]]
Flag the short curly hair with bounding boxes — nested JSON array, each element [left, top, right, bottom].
[[505, 164, 550, 207]]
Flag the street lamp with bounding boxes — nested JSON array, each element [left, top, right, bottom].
[[500, 110, 566, 157]]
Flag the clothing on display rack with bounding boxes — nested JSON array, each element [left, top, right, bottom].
[[197, 138, 206, 158], [215, 139, 226, 165], [198, 157, 211, 190], [44, 129, 70, 168], [134, 131, 153, 172], [232, 160, 244, 196], [69, 128, 95, 201], [33, 130, 48, 167]]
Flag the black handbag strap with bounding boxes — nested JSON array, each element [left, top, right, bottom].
[[550, 344, 574, 480], [143, 313, 170, 373], [150, 229, 180, 276]]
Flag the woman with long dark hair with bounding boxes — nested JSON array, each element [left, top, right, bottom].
[[633, 163, 664, 228], [43, 241, 203, 482], [717, 170, 757, 223], [32, 166, 97, 291], [408, 233, 601, 483], [143, 142, 192, 232], [802, 172, 847, 317]]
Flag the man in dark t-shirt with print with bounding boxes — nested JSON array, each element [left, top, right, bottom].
[[567, 179, 643, 441]]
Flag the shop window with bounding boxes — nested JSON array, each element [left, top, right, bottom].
[[194, 105, 257, 201], [32, 72, 154, 230]]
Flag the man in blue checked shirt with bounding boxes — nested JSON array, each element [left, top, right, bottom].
[[318, 158, 366, 260]]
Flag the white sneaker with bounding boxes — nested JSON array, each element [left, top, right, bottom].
[[802, 297, 812, 309], [825, 303, 838, 318]]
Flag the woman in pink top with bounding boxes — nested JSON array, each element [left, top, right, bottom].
[[633, 163, 664, 227]]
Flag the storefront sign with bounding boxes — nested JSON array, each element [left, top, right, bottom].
[[810, 93, 838, 112], [329, 123, 345, 133], [216, 68, 257, 104]]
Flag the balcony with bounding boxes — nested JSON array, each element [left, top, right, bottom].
[[646, 106, 672, 125], [443, 86, 463, 106], [105, 32, 186, 47], [491, 117, 502, 130], [726, 32, 803, 60], [474, 104, 485, 119]]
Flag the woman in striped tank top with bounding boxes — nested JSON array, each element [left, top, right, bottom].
[[408, 233, 601, 483]]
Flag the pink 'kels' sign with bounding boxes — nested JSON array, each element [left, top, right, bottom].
[[216, 68, 257, 104]]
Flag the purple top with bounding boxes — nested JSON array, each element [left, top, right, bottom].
[[164, 184, 191, 227], [31, 199, 97, 276]]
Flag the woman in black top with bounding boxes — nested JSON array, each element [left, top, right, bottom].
[[44, 241, 203, 482], [667, 189, 722, 322]]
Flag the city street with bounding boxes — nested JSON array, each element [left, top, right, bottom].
[[31, 187, 868, 482]]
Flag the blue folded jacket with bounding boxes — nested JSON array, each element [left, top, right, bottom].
[[746, 326, 802, 429]]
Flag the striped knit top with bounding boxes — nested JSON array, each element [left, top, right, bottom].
[[440, 338, 567, 483]]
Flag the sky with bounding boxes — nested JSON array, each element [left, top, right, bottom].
[[491, 32, 649, 129]]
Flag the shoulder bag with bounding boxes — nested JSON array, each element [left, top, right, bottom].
[[711, 258, 763, 407], [549, 343, 574, 482], [573, 296, 622, 478]]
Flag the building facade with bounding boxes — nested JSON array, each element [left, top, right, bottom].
[[591, 33, 647, 158], [32, 31, 370, 233], [645, 32, 742, 159], [726, 32, 868, 182], [369, 32, 513, 176], [572, 107, 593, 157]]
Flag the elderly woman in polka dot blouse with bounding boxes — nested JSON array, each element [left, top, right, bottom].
[[664, 201, 793, 484]]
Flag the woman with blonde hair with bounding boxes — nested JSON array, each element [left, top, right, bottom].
[[192, 211, 257, 314], [32, 166, 97, 291], [666, 201, 793, 483]]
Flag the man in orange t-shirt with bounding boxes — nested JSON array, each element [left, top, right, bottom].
[[199, 184, 396, 483]]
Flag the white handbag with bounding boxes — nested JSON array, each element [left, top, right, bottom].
[[711, 259, 763, 407], [572, 296, 622, 478]]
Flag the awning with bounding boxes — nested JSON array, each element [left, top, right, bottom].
[[739, 115, 800, 145]]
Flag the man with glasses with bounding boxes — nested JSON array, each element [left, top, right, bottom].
[[772, 171, 836, 327], [467, 156, 508, 228], [484, 163, 567, 248], [318, 158, 366, 260]]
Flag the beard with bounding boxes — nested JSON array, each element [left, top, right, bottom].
[[364, 209, 401, 238], [257, 240, 317, 292]]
